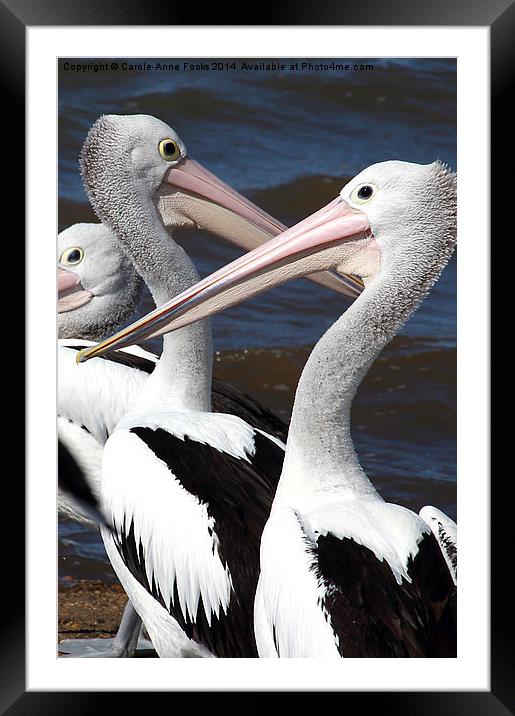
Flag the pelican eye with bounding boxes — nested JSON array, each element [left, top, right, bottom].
[[60, 247, 84, 266], [351, 183, 377, 204], [159, 138, 181, 162]]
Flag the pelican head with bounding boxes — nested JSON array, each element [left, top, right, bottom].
[[58, 223, 142, 340], [77, 160, 456, 360], [336, 160, 457, 279], [80, 114, 362, 298], [80, 113, 287, 246]]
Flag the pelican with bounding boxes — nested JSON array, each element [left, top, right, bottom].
[[82, 160, 457, 656], [57, 211, 284, 656], [58, 223, 287, 525], [58, 223, 145, 521], [74, 113, 363, 658]]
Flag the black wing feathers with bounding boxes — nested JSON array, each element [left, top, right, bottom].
[[118, 427, 284, 657], [314, 532, 456, 657]]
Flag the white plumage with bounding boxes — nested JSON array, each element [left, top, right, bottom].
[[58, 341, 156, 445]]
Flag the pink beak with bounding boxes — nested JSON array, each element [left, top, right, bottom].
[[162, 157, 363, 299], [164, 158, 286, 237], [57, 267, 93, 313], [77, 197, 370, 362]]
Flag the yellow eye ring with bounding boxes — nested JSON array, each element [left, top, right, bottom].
[[60, 247, 84, 266], [159, 138, 181, 162], [350, 183, 378, 204]]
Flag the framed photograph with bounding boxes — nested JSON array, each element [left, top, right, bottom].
[[7, 0, 504, 710]]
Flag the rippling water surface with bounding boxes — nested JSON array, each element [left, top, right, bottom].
[[58, 58, 456, 582]]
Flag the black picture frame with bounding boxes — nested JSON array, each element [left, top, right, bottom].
[[7, 0, 505, 711]]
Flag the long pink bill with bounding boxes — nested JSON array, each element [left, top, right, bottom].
[[76, 198, 369, 363], [165, 158, 286, 237], [165, 158, 363, 299]]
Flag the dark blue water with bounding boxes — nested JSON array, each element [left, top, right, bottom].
[[58, 58, 456, 582]]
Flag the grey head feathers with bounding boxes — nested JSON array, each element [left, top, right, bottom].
[[79, 114, 200, 304], [79, 114, 186, 234]]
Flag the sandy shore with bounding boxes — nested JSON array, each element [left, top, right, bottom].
[[58, 580, 127, 644]]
